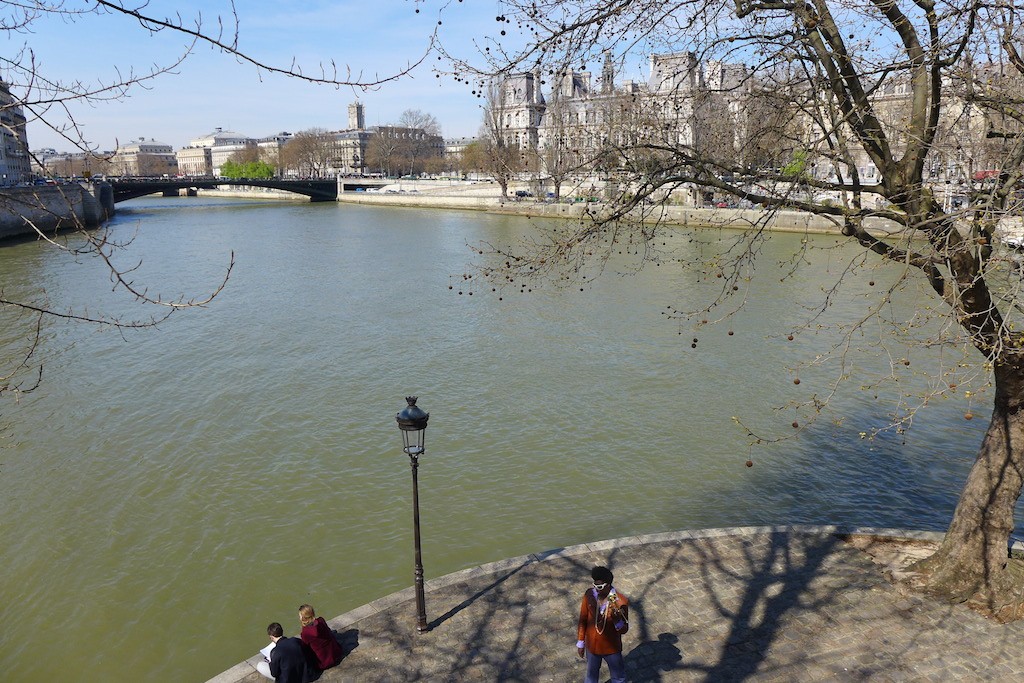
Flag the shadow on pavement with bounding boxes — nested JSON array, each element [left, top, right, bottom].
[[309, 529, 1024, 681], [426, 559, 532, 631]]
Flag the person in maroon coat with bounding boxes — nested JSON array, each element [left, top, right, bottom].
[[298, 604, 343, 671]]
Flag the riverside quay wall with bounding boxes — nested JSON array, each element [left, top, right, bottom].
[[0, 183, 114, 240], [336, 186, 900, 236]]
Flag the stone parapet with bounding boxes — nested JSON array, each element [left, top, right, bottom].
[[0, 183, 111, 240]]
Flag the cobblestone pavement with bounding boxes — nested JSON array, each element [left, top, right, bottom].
[[208, 527, 1024, 682]]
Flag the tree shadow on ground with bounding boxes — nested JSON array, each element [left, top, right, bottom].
[[615, 530, 845, 681], [318, 532, 845, 681], [686, 531, 841, 682], [318, 529, 1022, 681]]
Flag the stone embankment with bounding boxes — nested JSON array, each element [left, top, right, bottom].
[[336, 180, 902, 236], [194, 186, 305, 201], [0, 179, 900, 243], [207, 526, 1024, 682], [0, 183, 113, 240]]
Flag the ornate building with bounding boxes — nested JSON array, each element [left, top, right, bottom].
[[492, 53, 755, 195]]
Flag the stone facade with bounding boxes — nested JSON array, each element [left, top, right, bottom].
[[493, 53, 754, 196], [175, 128, 253, 177], [494, 52, 1018, 208], [208, 132, 254, 177], [112, 138, 178, 177], [255, 132, 293, 177], [0, 80, 31, 184], [34, 149, 115, 179], [175, 145, 212, 177], [332, 128, 372, 176]]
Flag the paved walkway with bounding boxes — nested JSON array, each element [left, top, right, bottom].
[[207, 526, 1024, 682]]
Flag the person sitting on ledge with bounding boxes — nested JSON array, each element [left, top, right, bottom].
[[299, 604, 343, 671], [256, 622, 321, 683]]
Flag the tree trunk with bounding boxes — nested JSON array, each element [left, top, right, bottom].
[[913, 358, 1024, 619]]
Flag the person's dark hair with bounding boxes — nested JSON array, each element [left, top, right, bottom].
[[592, 566, 614, 583], [267, 622, 284, 638]]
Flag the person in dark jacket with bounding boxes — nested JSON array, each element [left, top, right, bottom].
[[262, 622, 321, 683]]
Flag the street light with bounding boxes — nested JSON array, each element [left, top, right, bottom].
[[395, 395, 430, 632]]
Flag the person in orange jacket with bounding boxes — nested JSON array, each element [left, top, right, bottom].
[[576, 565, 629, 683]]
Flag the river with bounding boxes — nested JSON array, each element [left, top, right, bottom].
[[0, 196, 998, 681]]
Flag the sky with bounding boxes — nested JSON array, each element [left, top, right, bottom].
[[9, 0, 532, 152]]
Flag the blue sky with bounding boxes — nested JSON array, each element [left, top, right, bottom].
[[13, 0, 520, 152]]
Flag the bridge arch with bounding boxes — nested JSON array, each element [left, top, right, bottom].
[[108, 178, 341, 203]]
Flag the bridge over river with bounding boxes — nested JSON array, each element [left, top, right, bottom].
[[108, 177, 388, 203]]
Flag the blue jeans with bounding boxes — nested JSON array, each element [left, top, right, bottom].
[[585, 650, 625, 683]]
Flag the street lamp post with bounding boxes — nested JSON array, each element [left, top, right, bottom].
[[395, 396, 430, 632]]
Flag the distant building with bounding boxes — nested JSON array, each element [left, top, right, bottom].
[[173, 102, 448, 180], [112, 137, 178, 177], [30, 148, 58, 176], [279, 100, 441, 178], [365, 125, 444, 177], [209, 131, 254, 177], [348, 102, 365, 130], [35, 149, 115, 178], [0, 80, 31, 183], [256, 131, 293, 176], [444, 137, 476, 157], [176, 145, 212, 177], [333, 128, 373, 176], [327, 101, 372, 178], [176, 128, 252, 176], [495, 52, 718, 166]]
